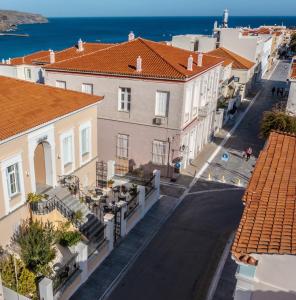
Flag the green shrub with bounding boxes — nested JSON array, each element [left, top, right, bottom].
[[73, 210, 83, 222], [59, 231, 81, 247], [260, 110, 296, 138], [0, 255, 37, 299], [27, 192, 43, 203], [13, 219, 56, 276]]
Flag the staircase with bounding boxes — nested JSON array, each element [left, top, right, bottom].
[[44, 186, 105, 244]]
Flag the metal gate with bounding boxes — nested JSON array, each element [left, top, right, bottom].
[[96, 161, 107, 188], [113, 206, 122, 246]]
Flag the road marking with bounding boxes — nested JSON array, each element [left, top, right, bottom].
[[187, 187, 245, 196]]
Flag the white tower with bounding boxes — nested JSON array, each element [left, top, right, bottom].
[[223, 9, 229, 28]]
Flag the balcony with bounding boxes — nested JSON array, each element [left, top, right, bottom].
[[198, 103, 212, 117]]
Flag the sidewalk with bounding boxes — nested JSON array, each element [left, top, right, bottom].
[[71, 195, 179, 300]]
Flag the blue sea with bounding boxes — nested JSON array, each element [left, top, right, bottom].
[[0, 16, 296, 58]]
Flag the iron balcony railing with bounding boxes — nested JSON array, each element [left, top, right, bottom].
[[124, 192, 140, 219]]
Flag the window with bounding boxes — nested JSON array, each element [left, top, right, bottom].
[[25, 68, 32, 80], [152, 140, 167, 165], [184, 86, 192, 123], [56, 80, 66, 89], [81, 127, 90, 155], [193, 80, 201, 116], [6, 163, 20, 197], [82, 83, 93, 95], [117, 134, 129, 159], [62, 135, 73, 166], [118, 88, 131, 112], [155, 91, 169, 117]]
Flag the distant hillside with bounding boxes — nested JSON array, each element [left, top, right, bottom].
[[0, 10, 48, 32]]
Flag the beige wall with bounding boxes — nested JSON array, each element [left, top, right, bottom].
[[0, 104, 98, 247]]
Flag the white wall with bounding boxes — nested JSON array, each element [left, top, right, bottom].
[[0, 64, 43, 83], [219, 28, 259, 62], [0, 65, 17, 79], [287, 81, 296, 116]]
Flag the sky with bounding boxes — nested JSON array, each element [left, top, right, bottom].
[[0, 0, 295, 17]]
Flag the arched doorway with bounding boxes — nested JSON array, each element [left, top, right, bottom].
[[34, 142, 53, 193]]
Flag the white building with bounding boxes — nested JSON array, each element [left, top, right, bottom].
[[287, 58, 296, 116], [217, 28, 273, 79], [43, 37, 224, 175], [232, 131, 296, 300], [0, 40, 113, 83], [171, 34, 217, 52]]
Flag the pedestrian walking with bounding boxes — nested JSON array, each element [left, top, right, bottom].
[[245, 147, 252, 161], [280, 88, 284, 97], [272, 87, 276, 96], [277, 87, 280, 96]]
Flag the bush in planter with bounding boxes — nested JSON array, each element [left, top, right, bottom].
[[59, 231, 81, 247], [13, 219, 56, 276], [0, 255, 37, 299], [27, 192, 43, 203]]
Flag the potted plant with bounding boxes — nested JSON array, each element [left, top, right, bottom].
[[27, 193, 43, 203], [129, 184, 138, 195], [107, 179, 115, 188]]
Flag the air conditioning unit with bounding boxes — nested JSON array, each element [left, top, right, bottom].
[[153, 118, 162, 125]]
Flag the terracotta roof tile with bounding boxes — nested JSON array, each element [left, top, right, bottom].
[[232, 132, 296, 264], [10, 51, 50, 65], [33, 42, 114, 64], [207, 47, 255, 70], [45, 38, 224, 80], [0, 76, 102, 141]]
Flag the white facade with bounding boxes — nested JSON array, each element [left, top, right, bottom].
[[0, 63, 44, 83], [44, 65, 221, 173], [171, 35, 217, 52], [234, 254, 296, 300], [287, 80, 296, 116]]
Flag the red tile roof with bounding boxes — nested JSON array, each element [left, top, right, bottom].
[[0, 76, 102, 141], [6, 43, 114, 66], [45, 38, 224, 80], [10, 51, 50, 65], [33, 42, 114, 64], [207, 47, 255, 70], [290, 62, 296, 80], [232, 131, 296, 265]]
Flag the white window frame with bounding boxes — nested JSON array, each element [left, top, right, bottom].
[[192, 79, 201, 117], [82, 83, 93, 95], [1, 154, 25, 215], [118, 87, 131, 112], [152, 140, 167, 165], [56, 80, 67, 89], [155, 91, 169, 117], [184, 86, 192, 123], [117, 134, 129, 159], [60, 130, 75, 174], [79, 121, 92, 166], [25, 67, 32, 80]]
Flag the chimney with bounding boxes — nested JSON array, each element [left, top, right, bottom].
[[197, 52, 203, 67], [136, 56, 142, 72], [78, 38, 84, 52], [128, 31, 135, 41], [6, 58, 11, 65], [187, 55, 193, 71], [49, 50, 55, 64], [1, 59, 5, 64]]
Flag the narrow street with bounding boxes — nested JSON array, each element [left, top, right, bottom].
[[71, 60, 290, 300]]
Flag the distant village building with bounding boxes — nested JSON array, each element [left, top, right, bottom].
[[43, 37, 224, 174], [232, 131, 296, 300], [0, 76, 102, 246]]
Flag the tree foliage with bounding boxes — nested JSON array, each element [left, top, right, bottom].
[[13, 219, 56, 276], [260, 109, 296, 138]]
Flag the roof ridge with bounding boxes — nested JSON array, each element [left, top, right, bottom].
[[138, 38, 187, 78], [220, 47, 253, 68], [44, 42, 118, 67]]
